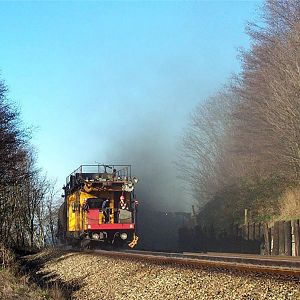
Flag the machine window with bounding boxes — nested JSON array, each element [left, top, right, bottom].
[[86, 198, 105, 209]]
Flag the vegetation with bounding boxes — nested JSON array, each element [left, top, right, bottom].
[[0, 78, 60, 250], [0, 78, 62, 298], [0, 244, 64, 299], [178, 0, 300, 228]]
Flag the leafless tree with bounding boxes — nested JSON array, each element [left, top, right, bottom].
[[0, 78, 58, 249], [178, 0, 300, 224], [177, 90, 236, 206]]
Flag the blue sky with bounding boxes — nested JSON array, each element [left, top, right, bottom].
[[0, 1, 261, 209]]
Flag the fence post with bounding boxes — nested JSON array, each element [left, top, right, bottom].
[[242, 223, 249, 240], [272, 221, 279, 255], [255, 223, 260, 240], [263, 223, 271, 255], [284, 220, 292, 256], [233, 224, 239, 238], [292, 219, 300, 256], [244, 209, 248, 224], [249, 223, 254, 240], [278, 221, 285, 255]]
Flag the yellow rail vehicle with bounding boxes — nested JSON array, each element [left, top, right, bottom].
[[59, 165, 139, 248]]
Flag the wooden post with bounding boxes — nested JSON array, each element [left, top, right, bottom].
[[263, 223, 271, 255], [255, 223, 260, 240], [237, 225, 242, 238], [278, 221, 285, 255], [233, 223, 239, 238], [259, 223, 264, 239], [191, 205, 197, 226], [292, 219, 300, 256], [244, 209, 248, 225], [272, 221, 279, 255], [284, 221, 292, 256], [244, 223, 249, 240], [249, 223, 254, 240], [192, 205, 196, 216]]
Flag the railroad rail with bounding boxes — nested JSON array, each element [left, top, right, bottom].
[[83, 249, 300, 277]]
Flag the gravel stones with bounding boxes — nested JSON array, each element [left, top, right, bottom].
[[27, 250, 300, 300]]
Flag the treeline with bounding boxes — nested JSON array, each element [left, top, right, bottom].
[[0, 78, 59, 249], [179, 0, 300, 228]]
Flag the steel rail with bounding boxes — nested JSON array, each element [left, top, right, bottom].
[[83, 249, 300, 277]]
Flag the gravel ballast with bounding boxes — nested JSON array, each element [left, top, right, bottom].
[[25, 250, 300, 300]]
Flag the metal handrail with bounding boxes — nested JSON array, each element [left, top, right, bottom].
[[66, 164, 132, 184]]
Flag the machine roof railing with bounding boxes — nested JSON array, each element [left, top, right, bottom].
[[66, 164, 132, 185]]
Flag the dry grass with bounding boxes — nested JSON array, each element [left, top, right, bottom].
[[0, 243, 15, 269], [276, 186, 300, 220], [0, 244, 66, 300], [0, 268, 66, 300], [0, 268, 50, 300]]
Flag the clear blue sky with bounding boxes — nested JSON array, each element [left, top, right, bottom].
[[0, 1, 261, 209]]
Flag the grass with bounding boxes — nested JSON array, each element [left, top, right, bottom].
[[0, 244, 65, 300], [0, 267, 50, 300]]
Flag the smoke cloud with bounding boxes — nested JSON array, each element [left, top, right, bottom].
[[104, 116, 189, 213]]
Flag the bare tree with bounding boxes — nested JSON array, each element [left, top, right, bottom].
[[0, 77, 56, 249], [178, 0, 300, 225], [177, 90, 235, 207], [234, 0, 300, 180]]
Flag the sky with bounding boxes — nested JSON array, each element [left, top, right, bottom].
[[0, 0, 261, 211]]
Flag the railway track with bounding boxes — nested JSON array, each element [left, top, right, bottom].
[[84, 249, 300, 277]]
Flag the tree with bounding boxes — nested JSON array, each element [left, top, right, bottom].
[[178, 0, 300, 226], [0, 77, 59, 249]]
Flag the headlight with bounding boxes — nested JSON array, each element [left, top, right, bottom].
[[92, 233, 100, 240], [120, 233, 128, 240]]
